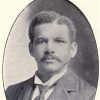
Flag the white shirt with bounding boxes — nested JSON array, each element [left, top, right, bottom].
[[32, 69, 67, 100]]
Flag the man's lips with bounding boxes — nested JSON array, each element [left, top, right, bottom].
[[43, 59, 56, 63], [41, 57, 56, 63]]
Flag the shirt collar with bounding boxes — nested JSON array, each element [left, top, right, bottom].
[[34, 69, 67, 87]]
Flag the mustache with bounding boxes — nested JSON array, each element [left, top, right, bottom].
[[41, 54, 61, 62]]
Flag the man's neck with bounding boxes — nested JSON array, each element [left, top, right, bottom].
[[36, 67, 67, 83], [36, 71, 53, 83]]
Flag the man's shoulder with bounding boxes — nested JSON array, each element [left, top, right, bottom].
[[62, 70, 96, 99], [5, 77, 34, 100], [78, 76, 96, 96], [70, 71, 96, 95]]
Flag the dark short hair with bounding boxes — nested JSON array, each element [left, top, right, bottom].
[[29, 11, 76, 43]]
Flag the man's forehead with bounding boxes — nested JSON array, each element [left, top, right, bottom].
[[34, 22, 70, 38]]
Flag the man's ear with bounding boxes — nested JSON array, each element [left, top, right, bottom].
[[70, 42, 78, 58], [29, 42, 34, 57]]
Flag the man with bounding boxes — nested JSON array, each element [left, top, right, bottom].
[[6, 11, 96, 100]]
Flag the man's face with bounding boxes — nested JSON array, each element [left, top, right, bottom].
[[30, 23, 77, 74]]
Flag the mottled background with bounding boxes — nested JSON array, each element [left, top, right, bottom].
[[3, 0, 99, 89]]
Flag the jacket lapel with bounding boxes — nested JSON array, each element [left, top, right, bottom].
[[47, 69, 79, 100]]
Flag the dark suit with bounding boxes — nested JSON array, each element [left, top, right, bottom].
[[6, 69, 96, 100]]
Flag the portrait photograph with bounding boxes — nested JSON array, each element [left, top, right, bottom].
[[1, 0, 99, 100]]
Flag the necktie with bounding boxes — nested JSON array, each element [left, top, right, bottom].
[[34, 85, 49, 100]]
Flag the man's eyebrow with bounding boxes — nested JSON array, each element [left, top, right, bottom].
[[54, 37, 69, 42], [35, 37, 46, 40], [54, 37, 62, 39], [34, 37, 48, 42]]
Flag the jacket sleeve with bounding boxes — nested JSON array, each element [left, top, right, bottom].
[[5, 85, 19, 100]]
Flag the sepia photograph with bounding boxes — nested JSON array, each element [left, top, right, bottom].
[[2, 0, 99, 100]]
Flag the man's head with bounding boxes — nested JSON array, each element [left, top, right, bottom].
[[29, 11, 77, 75]]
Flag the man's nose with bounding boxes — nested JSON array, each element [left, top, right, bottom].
[[44, 41, 55, 55]]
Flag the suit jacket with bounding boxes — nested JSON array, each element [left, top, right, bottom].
[[6, 69, 96, 100]]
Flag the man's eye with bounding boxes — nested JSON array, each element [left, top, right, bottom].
[[55, 39, 65, 43], [35, 39, 46, 44]]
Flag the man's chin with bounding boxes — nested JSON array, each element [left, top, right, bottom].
[[41, 66, 61, 74], [38, 62, 64, 74]]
